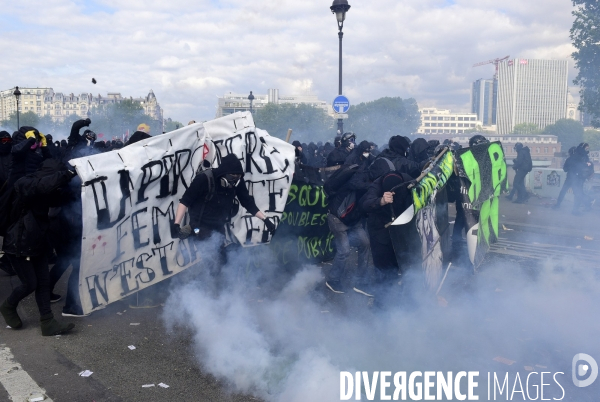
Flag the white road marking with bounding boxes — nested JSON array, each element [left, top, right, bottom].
[[0, 345, 53, 402]]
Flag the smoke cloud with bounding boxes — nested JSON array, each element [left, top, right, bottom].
[[164, 235, 600, 401]]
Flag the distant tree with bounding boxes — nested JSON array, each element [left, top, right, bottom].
[[164, 119, 184, 133], [253, 103, 333, 142], [543, 119, 585, 149], [345, 97, 421, 146], [0, 111, 40, 131], [512, 123, 541, 135], [571, 0, 600, 127], [584, 129, 600, 150]]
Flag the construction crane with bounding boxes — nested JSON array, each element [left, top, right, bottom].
[[473, 55, 510, 80]]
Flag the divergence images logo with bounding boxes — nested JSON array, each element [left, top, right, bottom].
[[572, 353, 598, 387]]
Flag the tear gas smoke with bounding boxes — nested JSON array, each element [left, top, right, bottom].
[[164, 234, 600, 401]]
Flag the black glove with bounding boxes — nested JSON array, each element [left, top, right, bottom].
[[84, 118, 91, 126], [264, 217, 276, 235], [171, 223, 190, 239], [67, 169, 78, 179]]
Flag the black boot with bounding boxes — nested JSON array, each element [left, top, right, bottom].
[[0, 300, 22, 329], [40, 313, 75, 336]]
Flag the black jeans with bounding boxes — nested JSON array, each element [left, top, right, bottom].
[[6, 254, 52, 316], [555, 174, 573, 207], [49, 238, 82, 312], [513, 170, 528, 201]]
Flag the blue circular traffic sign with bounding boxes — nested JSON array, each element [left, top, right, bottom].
[[332, 95, 350, 114]]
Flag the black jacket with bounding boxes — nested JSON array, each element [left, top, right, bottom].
[[3, 159, 73, 257], [0, 137, 12, 185], [327, 153, 371, 226], [376, 148, 423, 179], [9, 128, 52, 188], [360, 174, 413, 246], [513, 147, 533, 172], [326, 146, 351, 167], [180, 154, 260, 231]]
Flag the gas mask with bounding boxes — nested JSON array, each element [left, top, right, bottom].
[[220, 173, 241, 189], [362, 152, 370, 158]]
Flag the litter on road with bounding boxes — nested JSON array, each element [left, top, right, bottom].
[[128, 345, 136, 350], [78, 370, 93, 377], [493, 356, 516, 365], [130, 323, 140, 326], [142, 384, 155, 388], [158, 383, 170, 388]]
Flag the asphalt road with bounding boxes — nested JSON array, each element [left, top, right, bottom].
[[0, 194, 599, 401]]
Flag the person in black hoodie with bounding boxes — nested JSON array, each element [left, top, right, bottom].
[[0, 131, 15, 276], [409, 138, 431, 165], [325, 140, 372, 295], [552, 147, 576, 209], [571, 143, 594, 215], [374, 135, 423, 178], [360, 171, 414, 302], [0, 131, 13, 192], [508, 142, 532, 203], [48, 118, 95, 317], [327, 132, 355, 167], [124, 130, 151, 147], [0, 159, 76, 335], [173, 153, 275, 242]]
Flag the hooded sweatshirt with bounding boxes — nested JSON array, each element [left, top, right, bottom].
[[180, 153, 259, 230]]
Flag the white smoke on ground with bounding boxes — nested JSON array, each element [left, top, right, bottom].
[[164, 237, 600, 401]]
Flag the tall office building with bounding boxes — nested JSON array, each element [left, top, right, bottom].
[[471, 79, 497, 126], [496, 59, 568, 135]]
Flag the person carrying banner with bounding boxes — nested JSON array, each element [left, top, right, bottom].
[[48, 118, 96, 317], [360, 171, 413, 302], [324, 141, 372, 295], [508, 142, 532, 203], [0, 159, 76, 335], [172, 153, 276, 252]]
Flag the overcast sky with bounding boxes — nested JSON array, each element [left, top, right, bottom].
[[0, 0, 579, 124]]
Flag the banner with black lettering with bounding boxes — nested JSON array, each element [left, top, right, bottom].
[[71, 112, 295, 314], [454, 141, 508, 268]]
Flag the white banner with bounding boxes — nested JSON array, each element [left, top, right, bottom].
[[70, 112, 295, 314]]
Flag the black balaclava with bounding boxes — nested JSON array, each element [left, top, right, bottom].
[[0, 131, 12, 155]]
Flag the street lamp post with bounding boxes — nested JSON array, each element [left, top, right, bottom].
[[13, 86, 21, 130], [330, 0, 350, 134], [248, 91, 255, 114]]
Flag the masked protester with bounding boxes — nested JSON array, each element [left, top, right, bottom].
[[375, 136, 423, 179], [172, 154, 275, 266], [0, 131, 15, 276], [124, 131, 151, 147], [292, 141, 307, 165], [553, 147, 577, 210], [507, 142, 532, 204], [0, 131, 12, 188], [571, 143, 594, 215], [48, 118, 96, 317], [360, 171, 413, 303], [327, 132, 356, 167], [324, 138, 372, 295], [0, 159, 76, 335]]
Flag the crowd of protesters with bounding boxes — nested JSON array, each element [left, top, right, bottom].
[[0, 116, 596, 333], [0, 119, 153, 336]]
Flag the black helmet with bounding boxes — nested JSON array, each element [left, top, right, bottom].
[[341, 132, 356, 147], [514, 142, 523, 151], [83, 129, 97, 143], [469, 134, 488, 147]]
